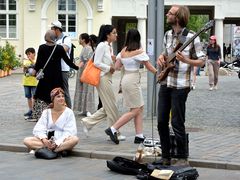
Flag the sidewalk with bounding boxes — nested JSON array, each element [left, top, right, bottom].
[[0, 68, 239, 170]]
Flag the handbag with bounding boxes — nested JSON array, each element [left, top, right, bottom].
[[35, 147, 58, 159], [36, 44, 57, 80], [80, 55, 101, 86]]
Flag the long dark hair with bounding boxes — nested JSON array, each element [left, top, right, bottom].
[[97, 24, 115, 44], [124, 29, 141, 51], [89, 34, 97, 51]]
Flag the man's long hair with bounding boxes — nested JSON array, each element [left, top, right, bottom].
[[175, 5, 190, 28]]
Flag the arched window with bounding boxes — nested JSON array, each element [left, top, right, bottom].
[[0, 0, 17, 38], [58, 0, 76, 38]]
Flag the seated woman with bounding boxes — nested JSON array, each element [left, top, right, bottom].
[[23, 87, 79, 155]]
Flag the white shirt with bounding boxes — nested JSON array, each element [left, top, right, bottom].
[[56, 35, 72, 71], [33, 108, 77, 146], [94, 41, 113, 76], [116, 52, 149, 71]]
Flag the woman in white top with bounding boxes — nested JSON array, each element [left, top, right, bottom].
[[81, 25, 126, 141], [105, 29, 157, 144], [23, 87, 79, 154]]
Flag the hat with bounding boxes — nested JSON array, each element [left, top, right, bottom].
[[210, 35, 216, 40], [51, 20, 62, 30]]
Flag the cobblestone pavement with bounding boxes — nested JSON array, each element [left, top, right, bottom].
[[0, 69, 239, 170], [1, 151, 240, 180]]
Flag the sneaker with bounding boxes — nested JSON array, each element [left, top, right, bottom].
[[105, 128, 119, 144], [117, 132, 126, 141], [25, 116, 37, 122], [86, 112, 92, 117], [134, 136, 146, 144], [172, 158, 189, 166], [214, 85, 218, 90], [29, 150, 35, 154], [209, 87, 213, 91], [24, 110, 32, 117], [154, 158, 171, 166], [80, 120, 89, 137]]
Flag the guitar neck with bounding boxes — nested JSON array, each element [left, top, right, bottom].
[[167, 29, 204, 64]]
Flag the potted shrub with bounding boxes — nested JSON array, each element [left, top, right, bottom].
[[1, 41, 21, 76]]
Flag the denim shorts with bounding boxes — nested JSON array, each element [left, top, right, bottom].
[[24, 86, 36, 99]]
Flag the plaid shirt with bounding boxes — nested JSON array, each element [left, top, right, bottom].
[[161, 28, 206, 89]]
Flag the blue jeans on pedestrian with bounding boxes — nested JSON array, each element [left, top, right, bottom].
[[157, 85, 190, 159], [24, 86, 36, 99]]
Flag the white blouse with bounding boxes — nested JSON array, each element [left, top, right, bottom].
[[33, 107, 77, 146], [94, 41, 114, 76], [116, 52, 149, 71]]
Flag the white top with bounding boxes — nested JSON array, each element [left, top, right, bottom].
[[116, 52, 149, 71], [56, 35, 72, 71], [33, 107, 77, 146], [94, 41, 114, 76]]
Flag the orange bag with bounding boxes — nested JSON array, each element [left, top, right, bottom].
[[80, 58, 101, 86]]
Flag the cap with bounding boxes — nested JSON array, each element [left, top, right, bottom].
[[210, 35, 216, 40], [51, 20, 62, 30]]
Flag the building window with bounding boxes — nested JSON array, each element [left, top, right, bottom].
[[58, 0, 76, 38], [0, 0, 17, 38]]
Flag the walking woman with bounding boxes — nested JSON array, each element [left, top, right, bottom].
[[32, 30, 79, 120], [207, 35, 221, 90], [81, 24, 125, 141], [73, 33, 95, 117], [105, 29, 157, 144]]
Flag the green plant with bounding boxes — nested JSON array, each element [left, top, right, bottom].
[[0, 46, 3, 70], [1, 41, 21, 70]]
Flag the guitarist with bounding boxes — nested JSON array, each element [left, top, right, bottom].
[[156, 5, 206, 166]]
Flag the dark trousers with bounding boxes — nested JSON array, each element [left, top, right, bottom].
[[62, 71, 71, 108], [157, 85, 190, 159]]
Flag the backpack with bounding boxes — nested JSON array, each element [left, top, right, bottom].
[[62, 36, 76, 62]]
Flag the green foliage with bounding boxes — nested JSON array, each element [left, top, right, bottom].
[[0, 41, 21, 70], [164, 14, 210, 41], [187, 15, 209, 41]]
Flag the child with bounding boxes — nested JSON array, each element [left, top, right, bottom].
[[22, 48, 38, 119]]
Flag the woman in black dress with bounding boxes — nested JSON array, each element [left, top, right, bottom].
[[32, 30, 79, 120]]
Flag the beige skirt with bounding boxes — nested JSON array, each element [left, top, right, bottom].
[[121, 71, 144, 108]]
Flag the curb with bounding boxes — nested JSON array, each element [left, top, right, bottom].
[[1, 143, 240, 170]]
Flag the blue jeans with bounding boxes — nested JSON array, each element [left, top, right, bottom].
[[24, 86, 36, 99], [157, 85, 190, 159]]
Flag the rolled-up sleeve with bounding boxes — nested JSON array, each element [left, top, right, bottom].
[[33, 109, 48, 139]]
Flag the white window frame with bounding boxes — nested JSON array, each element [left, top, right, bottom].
[[57, 0, 77, 38], [0, 0, 18, 39]]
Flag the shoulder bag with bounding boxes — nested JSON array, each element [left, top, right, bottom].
[[36, 44, 57, 80], [80, 54, 101, 86]]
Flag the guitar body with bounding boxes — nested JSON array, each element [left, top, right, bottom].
[[156, 20, 214, 83], [158, 58, 175, 82]]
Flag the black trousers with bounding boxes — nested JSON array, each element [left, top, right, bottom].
[[157, 85, 190, 159]]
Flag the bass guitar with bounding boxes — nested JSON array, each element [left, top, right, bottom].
[[157, 20, 214, 83]]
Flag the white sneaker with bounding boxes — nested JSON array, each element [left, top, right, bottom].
[[192, 85, 196, 90], [117, 132, 126, 141], [29, 150, 35, 154], [80, 120, 89, 137], [86, 112, 92, 117], [209, 87, 213, 91], [214, 86, 218, 90]]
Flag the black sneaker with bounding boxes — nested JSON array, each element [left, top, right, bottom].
[[134, 136, 145, 144], [24, 110, 32, 117], [105, 128, 119, 144], [154, 158, 171, 166]]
